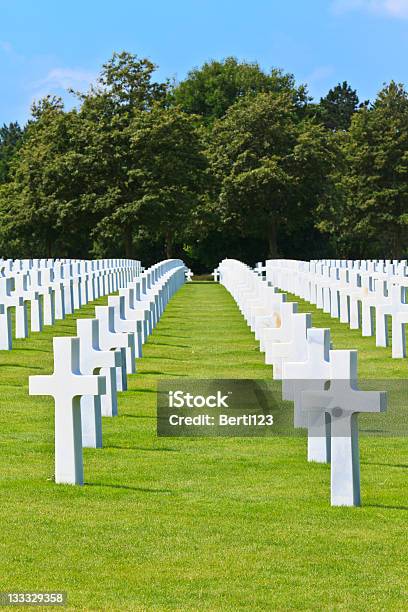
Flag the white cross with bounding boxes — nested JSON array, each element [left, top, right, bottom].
[[302, 350, 386, 506], [389, 284, 408, 357], [130, 279, 155, 335], [0, 278, 24, 349], [254, 292, 287, 344], [108, 295, 140, 362], [262, 302, 298, 362], [375, 283, 404, 347], [77, 318, 122, 441], [212, 269, 220, 282], [119, 287, 150, 344], [0, 303, 11, 350], [282, 328, 331, 463], [29, 337, 106, 484], [267, 312, 311, 380], [13, 273, 30, 338], [360, 278, 386, 337], [94, 305, 133, 393], [185, 269, 193, 282]]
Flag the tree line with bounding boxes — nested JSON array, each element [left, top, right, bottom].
[[0, 52, 407, 271]]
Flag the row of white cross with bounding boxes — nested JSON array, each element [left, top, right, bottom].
[[258, 259, 408, 358], [217, 259, 387, 507], [28, 259, 187, 486], [0, 258, 141, 351]]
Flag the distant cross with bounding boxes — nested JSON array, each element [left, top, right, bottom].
[[375, 283, 405, 348], [119, 287, 150, 343], [262, 302, 298, 364], [185, 269, 193, 282], [267, 312, 311, 380], [0, 278, 24, 350], [283, 328, 331, 463], [95, 305, 134, 393], [77, 319, 121, 440], [108, 295, 140, 362], [29, 337, 106, 484]]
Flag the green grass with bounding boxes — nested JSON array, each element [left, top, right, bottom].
[[0, 282, 407, 610]]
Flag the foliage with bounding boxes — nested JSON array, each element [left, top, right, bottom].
[[208, 91, 337, 257], [318, 82, 408, 258], [172, 56, 308, 124], [0, 122, 23, 183], [0, 52, 407, 265], [318, 81, 362, 131]]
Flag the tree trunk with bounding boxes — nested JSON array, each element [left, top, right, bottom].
[[46, 235, 53, 259], [392, 224, 402, 259], [165, 231, 174, 259], [124, 227, 133, 258], [267, 217, 278, 259]]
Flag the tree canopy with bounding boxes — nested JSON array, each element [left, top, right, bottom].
[[1, 52, 407, 268]]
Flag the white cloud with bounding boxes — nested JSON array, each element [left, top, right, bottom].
[[0, 40, 25, 61], [332, 0, 408, 18], [306, 66, 335, 84], [35, 67, 97, 91], [0, 40, 13, 54]]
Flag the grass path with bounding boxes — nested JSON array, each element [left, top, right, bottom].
[[0, 282, 407, 610]]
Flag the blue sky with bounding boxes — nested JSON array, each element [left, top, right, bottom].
[[1, 0, 408, 125]]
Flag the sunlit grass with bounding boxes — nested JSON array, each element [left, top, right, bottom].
[[0, 283, 406, 610]]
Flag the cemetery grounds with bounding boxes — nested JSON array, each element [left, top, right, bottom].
[[0, 281, 407, 610]]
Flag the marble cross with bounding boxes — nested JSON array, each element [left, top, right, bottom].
[[77, 318, 122, 439], [282, 328, 331, 463], [95, 305, 134, 392], [108, 295, 140, 362], [29, 337, 106, 484], [267, 312, 311, 380], [375, 283, 404, 348], [119, 287, 150, 343], [262, 302, 298, 361], [389, 285, 408, 357], [0, 278, 24, 349], [302, 350, 386, 506], [0, 303, 11, 350]]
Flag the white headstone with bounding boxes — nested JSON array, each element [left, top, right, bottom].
[[29, 337, 106, 484]]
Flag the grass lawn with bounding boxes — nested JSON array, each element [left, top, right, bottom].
[[0, 282, 407, 610]]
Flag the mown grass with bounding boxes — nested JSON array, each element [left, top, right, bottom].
[[0, 282, 407, 610]]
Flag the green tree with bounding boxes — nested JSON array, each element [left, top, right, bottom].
[[93, 104, 207, 259], [209, 92, 337, 257], [77, 52, 170, 257], [0, 122, 23, 183], [319, 81, 361, 131], [0, 97, 90, 257], [173, 57, 307, 124], [336, 82, 408, 258]]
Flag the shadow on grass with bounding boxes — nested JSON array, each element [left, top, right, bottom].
[[0, 363, 42, 370], [150, 342, 190, 348], [362, 462, 408, 469], [153, 333, 190, 339], [140, 370, 187, 377], [13, 348, 52, 354], [86, 482, 173, 494], [119, 414, 156, 419], [145, 355, 189, 361], [107, 445, 179, 452], [121, 388, 156, 394], [366, 503, 408, 511]]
